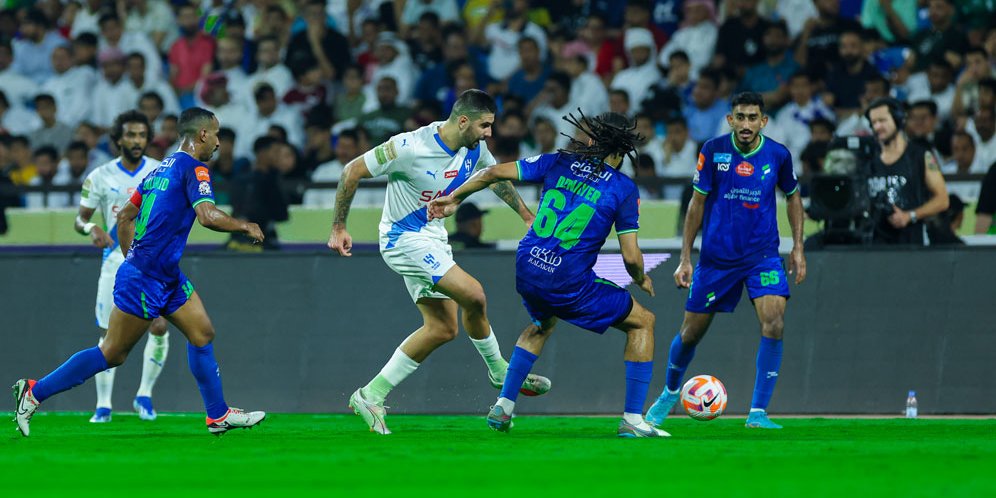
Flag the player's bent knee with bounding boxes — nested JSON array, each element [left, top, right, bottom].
[[761, 316, 784, 339], [149, 320, 168, 336], [428, 324, 459, 343], [187, 327, 215, 347]]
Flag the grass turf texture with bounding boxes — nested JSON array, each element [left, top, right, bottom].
[[2, 413, 993, 497]]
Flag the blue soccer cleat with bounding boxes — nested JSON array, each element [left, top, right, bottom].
[[89, 407, 112, 423], [133, 396, 157, 421], [646, 389, 680, 427], [745, 410, 783, 429], [486, 405, 513, 433]]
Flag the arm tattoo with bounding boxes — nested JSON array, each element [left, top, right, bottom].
[[332, 182, 356, 227], [925, 151, 940, 171], [490, 180, 525, 212]]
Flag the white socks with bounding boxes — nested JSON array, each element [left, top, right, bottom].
[[362, 348, 420, 404], [496, 397, 515, 414], [623, 412, 645, 426], [137, 332, 169, 398], [470, 328, 509, 379], [94, 336, 115, 409]]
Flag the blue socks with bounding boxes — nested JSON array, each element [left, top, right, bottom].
[[624, 361, 653, 414], [499, 346, 538, 402], [32, 347, 109, 402], [665, 333, 696, 392], [187, 343, 229, 419], [751, 337, 783, 410]]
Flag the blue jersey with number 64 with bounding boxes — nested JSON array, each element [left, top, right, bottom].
[[514, 152, 640, 290]]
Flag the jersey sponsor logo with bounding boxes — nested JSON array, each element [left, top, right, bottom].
[[419, 189, 451, 202], [195, 166, 211, 182], [717, 162, 730, 171], [373, 141, 398, 165], [713, 153, 732, 163], [198, 181, 212, 196], [426, 170, 437, 179], [760, 164, 771, 179], [527, 246, 562, 273], [742, 202, 760, 209], [696, 153, 705, 171], [444, 170, 458, 178], [569, 161, 611, 182], [736, 161, 754, 177], [525, 155, 541, 163]]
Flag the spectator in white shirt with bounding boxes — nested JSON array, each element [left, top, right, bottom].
[[305, 128, 383, 208], [611, 28, 661, 114], [634, 112, 666, 173], [26, 146, 72, 209], [242, 36, 294, 105], [126, 52, 181, 116], [401, 0, 459, 30], [521, 116, 559, 158], [659, 116, 699, 199], [40, 45, 96, 128], [0, 41, 37, 108], [966, 106, 996, 174], [658, 0, 717, 78], [477, 0, 548, 82], [98, 12, 162, 85], [121, 0, 178, 52], [216, 37, 249, 103], [91, 48, 139, 129], [942, 131, 976, 174], [71, 0, 104, 38], [239, 83, 304, 159], [529, 71, 578, 149], [0, 90, 41, 136], [906, 60, 957, 123], [12, 8, 67, 85], [768, 72, 835, 165], [369, 32, 418, 107], [564, 54, 609, 117]]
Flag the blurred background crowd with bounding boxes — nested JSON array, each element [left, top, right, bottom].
[[0, 0, 994, 243]]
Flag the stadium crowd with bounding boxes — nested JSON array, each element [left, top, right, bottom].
[[0, 0, 994, 240]]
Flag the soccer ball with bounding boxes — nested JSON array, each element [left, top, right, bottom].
[[680, 375, 728, 421]]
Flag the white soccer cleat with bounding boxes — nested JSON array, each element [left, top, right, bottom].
[[205, 407, 266, 435], [12, 379, 40, 437], [489, 370, 553, 397], [349, 388, 391, 435], [617, 418, 671, 438]]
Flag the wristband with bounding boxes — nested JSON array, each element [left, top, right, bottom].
[[82, 222, 96, 235], [908, 211, 917, 224]]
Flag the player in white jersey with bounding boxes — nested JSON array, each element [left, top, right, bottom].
[[75, 110, 169, 423], [328, 89, 552, 434]]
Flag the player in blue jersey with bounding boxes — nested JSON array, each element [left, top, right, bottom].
[[645, 92, 807, 430], [429, 111, 667, 437], [13, 108, 267, 436]]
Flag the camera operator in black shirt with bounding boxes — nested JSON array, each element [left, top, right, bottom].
[[865, 98, 949, 245]]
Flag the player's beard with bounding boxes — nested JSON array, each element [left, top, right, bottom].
[[122, 146, 146, 163], [879, 129, 899, 146], [735, 129, 758, 150]]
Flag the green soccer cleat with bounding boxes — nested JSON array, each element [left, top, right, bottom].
[[745, 410, 783, 429], [349, 388, 391, 435]]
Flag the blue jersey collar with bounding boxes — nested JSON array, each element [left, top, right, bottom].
[[116, 157, 146, 177]]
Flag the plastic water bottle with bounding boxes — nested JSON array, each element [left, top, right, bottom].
[[905, 390, 918, 418]]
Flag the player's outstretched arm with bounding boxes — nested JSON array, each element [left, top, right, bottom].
[[116, 201, 139, 257], [194, 202, 264, 243], [489, 179, 534, 226], [785, 191, 807, 285], [619, 232, 654, 297], [427, 161, 520, 220], [327, 156, 373, 256], [75, 206, 113, 248], [675, 191, 707, 289]]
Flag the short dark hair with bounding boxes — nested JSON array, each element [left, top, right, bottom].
[[809, 117, 836, 134], [789, 71, 811, 84], [929, 59, 953, 74], [449, 89, 497, 121], [767, 20, 789, 37], [218, 127, 236, 142], [698, 69, 722, 89], [418, 11, 440, 25], [664, 115, 687, 128], [75, 32, 98, 47], [338, 128, 360, 143], [731, 92, 765, 114], [668, 50, 690, 64], [253, 83, 276, 101], [139, 91, 164, 109], [979, 77, 996, 93], [127, 52, 145, 65], [865, 73, 891, 92], [24, 8, 50, 29], [9, 135, 29, 148], [0, 90, 8, 108], [33, 93, 55, 106], [609, 89, 630, 102], [98, 12, 121, 27], [178, 107, 216, 138], [965, 46, 988, 59], [910, 100, 938, 117], [951, 130, 974, 147], [561, 110, 643, 171], [517, 36, 539, 51], [547, 71, 572, 92], [253, 135, 279, 154], [110, 110, 151, 143], [33, 145, 58, 162], [67, 141, 89, 154]]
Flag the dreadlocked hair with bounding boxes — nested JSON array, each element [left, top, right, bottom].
[[558, 109, 643, 175]]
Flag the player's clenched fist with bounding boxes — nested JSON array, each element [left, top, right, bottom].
[[674, 259, 693, 289], [427, 196, 459, 221], [328, 226, 352, 256]]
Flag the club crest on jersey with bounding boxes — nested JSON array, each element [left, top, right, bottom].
[[444, 170, 458, 178], [736, 162, 754, 177], [463, 158, 473, 171], [198, 181, 212, 196]]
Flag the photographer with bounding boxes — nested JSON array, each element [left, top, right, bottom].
[[865, 98, 949, 245]]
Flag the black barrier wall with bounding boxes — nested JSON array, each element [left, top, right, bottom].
[[1, 250, 994, 415]]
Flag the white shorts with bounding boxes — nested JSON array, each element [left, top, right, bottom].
[[380, 233, 456, 302], [95, 251, 125, 329]]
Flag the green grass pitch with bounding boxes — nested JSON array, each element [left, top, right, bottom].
[[2, 412, 993, 497]]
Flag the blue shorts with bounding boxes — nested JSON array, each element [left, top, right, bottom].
[[113, 261, 194, 320], [516, 274, 634, 334], [685, 257, 790, 313]]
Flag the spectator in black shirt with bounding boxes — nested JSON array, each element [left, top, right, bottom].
[[911, 0, 969, 72], [714, 0, 771, 74], [825, 28, 880, 119], [285, 0, 350, 80], [228, 136, 289, 250], [448, 203, 496, 250], [407, 12, 444, 72], [975, 161, 996, 234], [795, 0, 863, 78], [927, 193, 966, 245]]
